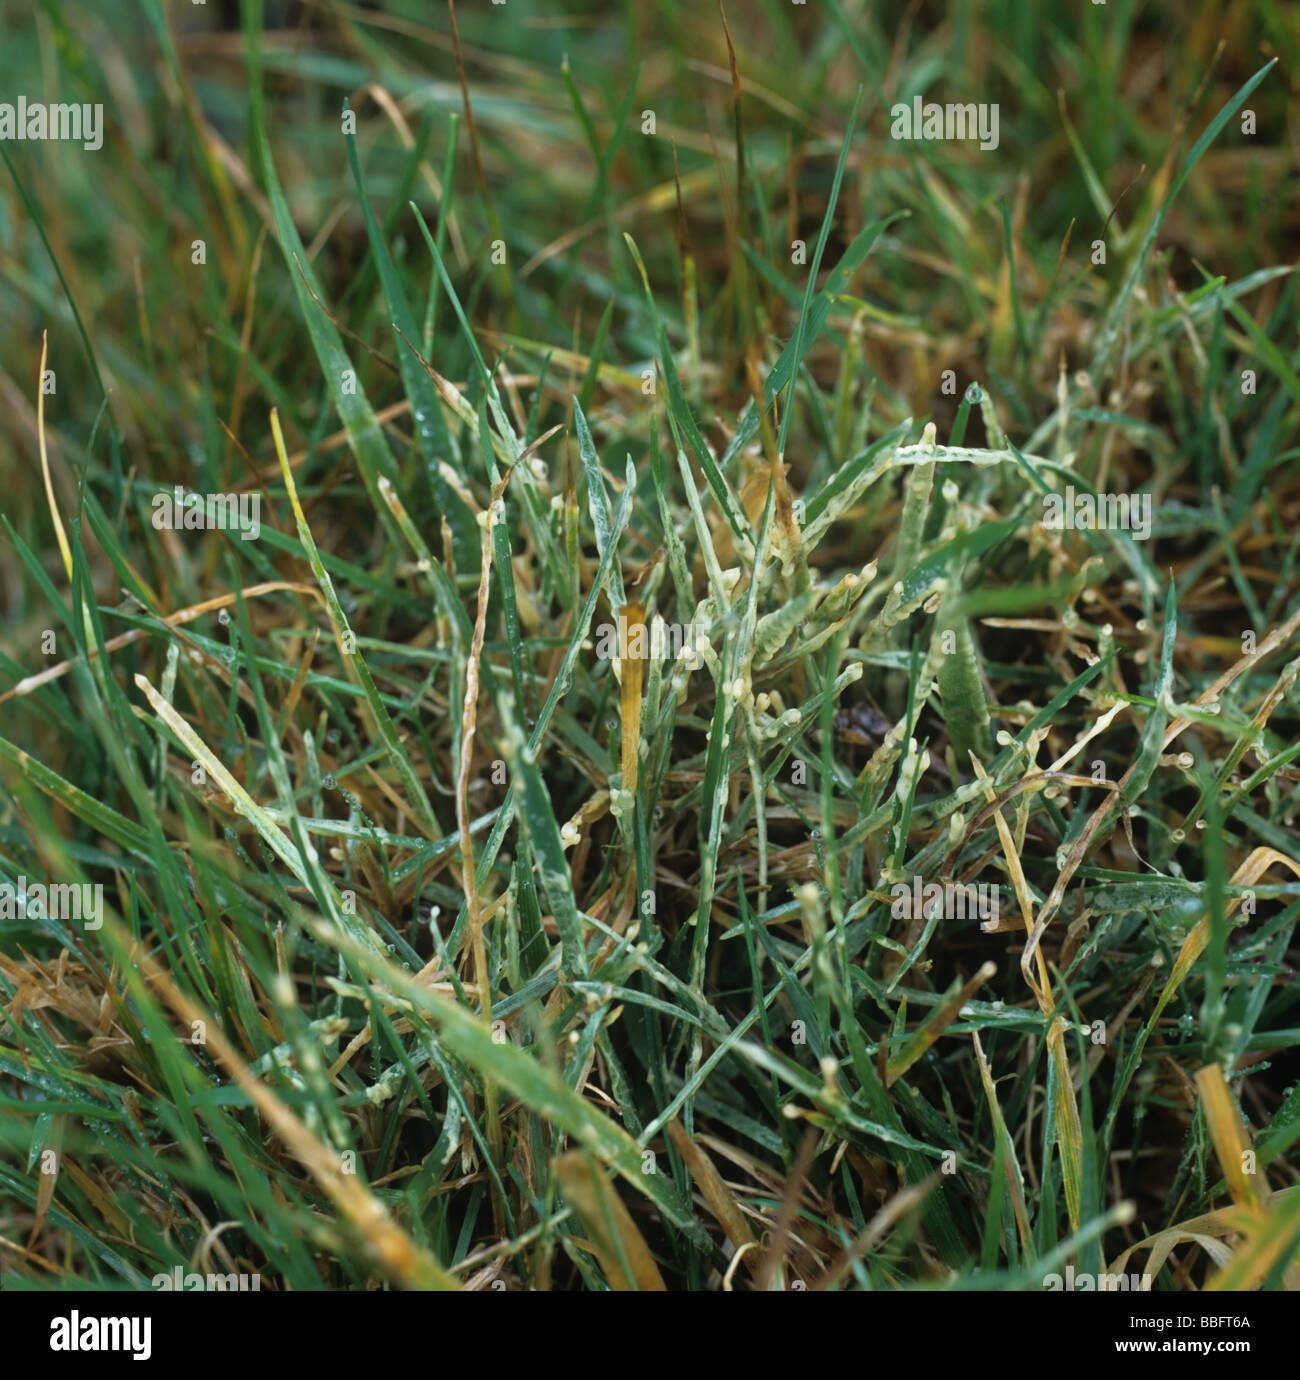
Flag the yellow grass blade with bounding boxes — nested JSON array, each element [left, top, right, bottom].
[[36, 330, 73, 582], [618, 600, 646, 797], [1195, 1063, 1269, 1211], [555, 1151, 667, 1291]]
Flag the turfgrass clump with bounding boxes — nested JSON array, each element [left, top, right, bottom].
[[0, 0, 1298, 1293]]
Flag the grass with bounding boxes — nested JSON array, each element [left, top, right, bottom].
[[0, 0, 1298, 1292]]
